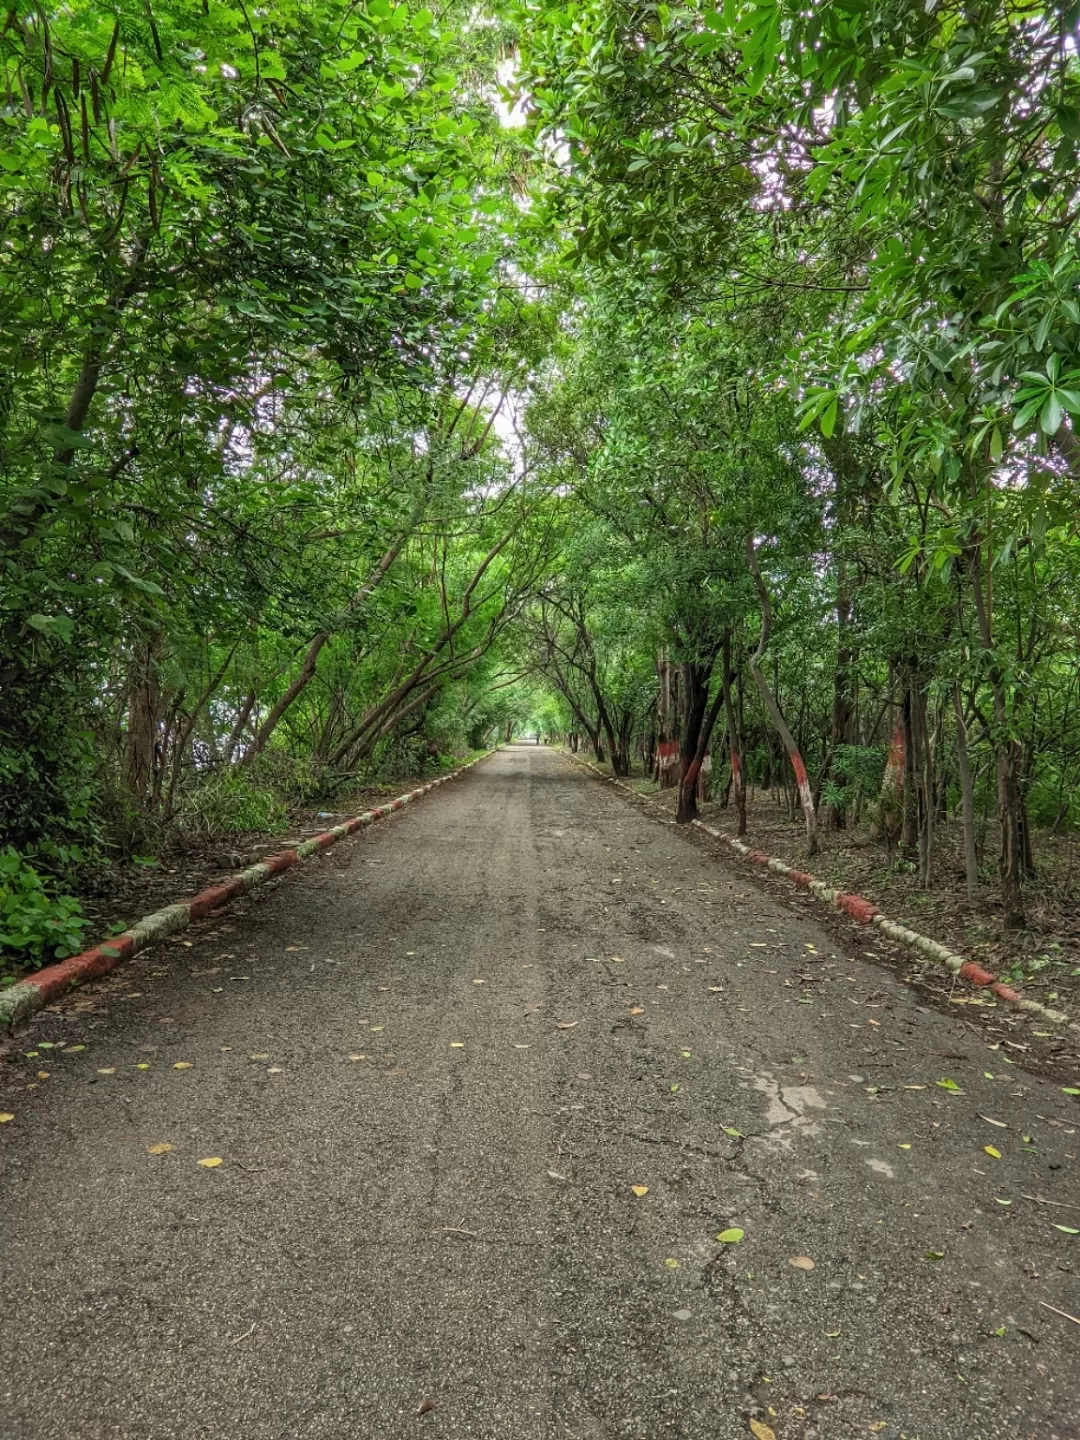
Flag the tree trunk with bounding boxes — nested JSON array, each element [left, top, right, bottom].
[[953, 681, 979, 903], [968, 540, 1025, 928], [675, 660, 722, 824], [746, 536, 817, 856], [822, 564, 854, 828], [722, 630, 746, 836], [124, 635, 165, 801]]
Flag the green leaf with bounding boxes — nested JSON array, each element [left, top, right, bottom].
[[1040, 392, 1063, 436], [716, 1227, 745, 1243]]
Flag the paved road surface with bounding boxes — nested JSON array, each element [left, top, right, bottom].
[[2, 745, 1078, 1440]]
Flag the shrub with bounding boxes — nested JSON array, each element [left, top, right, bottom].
[[0, 847, 88, 973]]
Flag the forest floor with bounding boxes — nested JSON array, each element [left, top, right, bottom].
[[74, 750, 486, 948], [2, 744, 1079, 1440], [597, 761, 1080, 1039]]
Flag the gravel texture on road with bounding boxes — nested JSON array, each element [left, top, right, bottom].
[[1, 743, 1078, 1440]]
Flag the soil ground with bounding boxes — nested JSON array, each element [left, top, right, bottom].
[[1, 744, 1078, 1440]]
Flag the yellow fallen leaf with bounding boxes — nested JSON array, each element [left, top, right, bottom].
[[610, 955, 625, 963], [36, 1071, 50, 1080], [196, 1156, 223, 1168], [556, 1020, 579, 1029], [629, 1006, 645, 1016], [708, 986, 722, 992], [789, 1255, 815, 1270], [450, 1042, 465, 1048], [173, 1061, 193, 1070], [750, 1420, 777, 1440], [249, 1053, 270, 1060], [0, 1113, 14, 1124], [898, 1143, 912, 1150], [348, 1053, 366, 1061], [97, 1067, 116, 1075], [268, 1067, 283, 1074], [984, 1145, 1002, 1159], [135, 1062, 150, 1070], [664, 1258, 680, 1269], [147, 1143, 173, 1156], [631, 1184, 649, 1197], [370, 1026, 384, 1032]]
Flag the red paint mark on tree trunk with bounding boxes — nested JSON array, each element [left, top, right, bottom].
[[791, 751, 808, 788]]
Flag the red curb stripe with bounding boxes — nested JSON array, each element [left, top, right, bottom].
[[24, 935, 139, 1002], [264, 850, 298, 876], [189, 881, 243, 920], [314, 831, 336, 850], [991, 981, 1022, 1004], [958, 960, 995, 987], [748, 850, 770, 865], [788, 870, 814, 888], [836, 893, 879, 924]]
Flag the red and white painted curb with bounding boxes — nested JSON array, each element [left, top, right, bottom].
[[0, 750, 498, 1031], [563, 750, 1078, 1038]]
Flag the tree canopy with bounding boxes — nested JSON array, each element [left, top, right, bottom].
[[4, 0, 1080, 970]]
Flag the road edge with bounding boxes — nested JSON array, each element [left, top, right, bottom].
[[561, 749, 1078, 1038], [0, 748, 500, 1031]]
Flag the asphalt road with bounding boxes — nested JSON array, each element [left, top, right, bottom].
[[2, 744, 1078, 1440]]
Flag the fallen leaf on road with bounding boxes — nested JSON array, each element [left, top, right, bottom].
[[716, 1228, 744, 1243], [197, 1157, 223, 1168], [96, 1068, 116, 1075], [610, 955, 625, 962], [629, 1006, 645, 1016], [547, 1170, 568, 1181], [450, 1042, 465, 1049], [979, 1114, 1008, 1128], [348, 1053, 367, 1062], [936, 1078, 962, 1092], [1053, 1224, 1079, 1234], [723, 1126, 744, 1138], [147, 1143, 173, 1155], [0, 1113, 14, 1124], [749, 1420, 776, 1440], [63, 1045, 86, 1053], [249, 1053, 270, 1060], [417, 1397, 437, 1415], [789, 1256, 815, 1270], [926, 1250, 945, 1260], [984, 1145, 1002, 1160], [36, 1071, 49, 1080], [664, 1258, 680, 1268], [268, 1067, 283, 1074], [135, 1062, 150, 1070], [994, 1198, 1012, 1205], [903, 1084, 926, 1090], [631, 1185, 649, 1197], [556, 1021, 579, 1030], [708, 986, 722, 993], [1063, 1088, 1080, 1097], [173, 1062, 193, 1070], [898, 1143, 912, 1150]]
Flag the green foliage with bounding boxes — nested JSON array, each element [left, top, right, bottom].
[[175, 772, 289, 840], [0, 848, 88, 972]]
